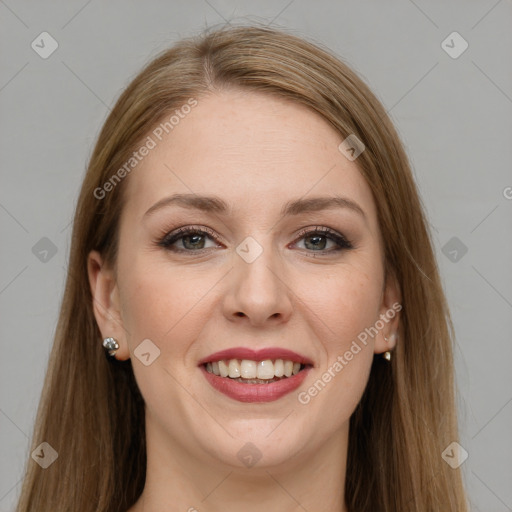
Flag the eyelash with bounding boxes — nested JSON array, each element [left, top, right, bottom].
[[156, 225, 353, 256]]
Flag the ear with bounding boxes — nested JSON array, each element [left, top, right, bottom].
[[374, 268, 402, 355], [87, 250, 130, 361]]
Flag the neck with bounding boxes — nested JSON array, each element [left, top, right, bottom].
[[128, 417, 350, 512]]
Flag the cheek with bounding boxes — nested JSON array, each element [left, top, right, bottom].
[[301, 265, 382, 349], [298, 265, 381, 397], [118, 258, 217, 357]]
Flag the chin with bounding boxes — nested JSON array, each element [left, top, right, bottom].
[[196, 421, 310, 470]]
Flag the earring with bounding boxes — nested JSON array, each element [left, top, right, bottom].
[[103, 337, 119, 358], [382, 333, 396, 362]]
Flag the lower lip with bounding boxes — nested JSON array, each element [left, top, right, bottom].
[[200, 365, 311, 403]]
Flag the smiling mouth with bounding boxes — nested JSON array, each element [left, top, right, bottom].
[[203, 358, 310, 384]]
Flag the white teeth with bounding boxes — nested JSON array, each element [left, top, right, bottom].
[[257, 360, 274, 379], [240, 360, 257, 379], [205, 358, 306, 380], [218, 360, 229, 377], [228, 359, 241, 378], [274, 359, 284, 377]]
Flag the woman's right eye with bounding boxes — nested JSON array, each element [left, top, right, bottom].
[[158, 227, 220, 253]]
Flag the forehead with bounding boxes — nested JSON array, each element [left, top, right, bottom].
[[122, 89, 378, 228]]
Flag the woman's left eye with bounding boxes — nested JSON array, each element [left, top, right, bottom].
[[157, 226, 353, 254], [292, 227, 353, 253]]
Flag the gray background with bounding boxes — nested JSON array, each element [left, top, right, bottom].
[[1, 1, 511, 510]]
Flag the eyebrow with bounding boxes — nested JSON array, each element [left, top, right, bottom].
[[143, 193, 366, 221]]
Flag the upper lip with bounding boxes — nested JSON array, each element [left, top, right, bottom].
[[198, 347, 314, 366]]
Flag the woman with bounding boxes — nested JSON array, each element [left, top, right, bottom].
[[16, 25, 469, 511]]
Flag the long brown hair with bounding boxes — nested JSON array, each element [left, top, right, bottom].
[[16, 24, 469, 511]]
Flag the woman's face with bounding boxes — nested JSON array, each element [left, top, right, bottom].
[[89, 89, 400, 472]]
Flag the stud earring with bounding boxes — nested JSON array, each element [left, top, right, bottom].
[[103, 337, 119, 358], [382, 333, 397, 362]]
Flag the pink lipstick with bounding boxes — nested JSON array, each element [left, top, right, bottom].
[[198, 347, 313, 403]]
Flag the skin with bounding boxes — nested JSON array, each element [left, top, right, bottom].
[[88, 88, 400, 512]]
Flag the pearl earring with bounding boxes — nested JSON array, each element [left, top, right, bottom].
[[382, 333, 397, 362]]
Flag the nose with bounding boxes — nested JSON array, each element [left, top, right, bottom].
[[223, 243, 293, 327]]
